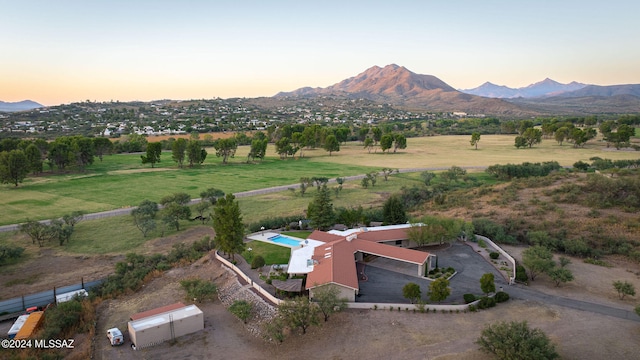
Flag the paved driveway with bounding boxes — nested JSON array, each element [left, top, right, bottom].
[[357, 242, 508, 304]]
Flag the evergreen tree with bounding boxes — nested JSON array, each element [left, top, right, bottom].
[[171, 138, 187, 167], [0, 150, 29, 186], [213, 194, 245, 261], [382, 194, 407, 224], [307, 184, 334, 230]]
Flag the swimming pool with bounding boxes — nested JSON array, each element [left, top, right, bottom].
[[269, 234, 302, 247]]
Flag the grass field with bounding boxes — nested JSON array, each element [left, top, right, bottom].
[[241, 240, 291, 266], [1, 134, 638, 226]]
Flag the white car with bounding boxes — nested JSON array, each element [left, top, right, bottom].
[[107, 327, 124, 346]]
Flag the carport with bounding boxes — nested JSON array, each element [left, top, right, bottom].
[[351, 238, 432, 277]]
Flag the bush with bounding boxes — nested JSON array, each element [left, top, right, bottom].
[[251, 255, 266, 269], [477, 296, 496, 310], [468, 304, 478, 312], [229, 300, 253, 324], [515, 265, 528, 283], [463, 293, 477, 304], [180, 279, 217, 303], [494, 291, 510, 303], [489, 252, 499, 259]]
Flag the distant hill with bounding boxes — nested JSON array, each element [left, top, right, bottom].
[[276, 64, 535, 116], [552, 84, 640, 98], [461, 78, 587, 98], [0, 100, 44, 112]]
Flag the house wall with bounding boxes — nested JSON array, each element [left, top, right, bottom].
[[309, 283, 356, 302]]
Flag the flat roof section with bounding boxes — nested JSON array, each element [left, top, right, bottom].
[[130, 302, 186, 321]]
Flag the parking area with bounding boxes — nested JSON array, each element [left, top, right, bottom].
[[357, 242, 508, 304]]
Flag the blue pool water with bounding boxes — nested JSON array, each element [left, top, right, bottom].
[[269, 234, 302, 247]]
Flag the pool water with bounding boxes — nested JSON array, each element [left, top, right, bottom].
[[269, 234, 302, 247]]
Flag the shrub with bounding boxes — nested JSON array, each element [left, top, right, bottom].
[[494, 291, 510, 303], [515, 265, 528, 283], [229, 300, 253, 324], [468, 304, 478, 312], [251, 255, 266, 269], [489, 252, 499, 259], [478, 239, 487, 248], [180, 279, 217, 303], [477, 296, 496, 310], [463, 293, 477, 304]]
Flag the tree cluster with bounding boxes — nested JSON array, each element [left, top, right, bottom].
[[486, 161, 561, 180]]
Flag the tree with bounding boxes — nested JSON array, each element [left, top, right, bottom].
[[213, 138, 237, 164], [323, 134, 340, 156], [380, 134, 393, 153], [279, 296, 319, 334], [522, 128, 542, 148], [229, 300, 253, 324], [200, 187, 225, 205], [470, 132, 481, 150], [569, 127, 596, 148], [420, 171, 436, 186], [613, 280, 636, 300], [213, 194, 245, 261], [480, 273, 496, 295], [24, 144, 43, 174], [441, 166, 466, 183], [49, 219, 74, 246], [635, 304, 640, 317], [393, 134, 407, 152], [159, 193, 192, 231], [171, 138, 187, 167], [275, 136, 294, 159], [194, 201, 210, 223], [381, 167, 397, 181], [382, 194, 407, 224], [522, 246, 555, 281], [554, 126, 569, 146], [141, 142, 162, 168], [372, 126, 382, 146], [93, 137, 113, 162], [548, 267, 574, 287], [429, 277, 450, 303], [62, 211, 85, 228], [514, 135, 528, 149], [307, 184, 334, 230], [311, 284, 347, 321], [476, 321, 559, 360], [363, 137, 374, 153], [0, 150, 29, 186], [247, 138, 268, 162], [407, 216, 466, 246], [71, 136, 95, 169], [131, 200, 159, 237], [19, 220, 56, 247], [186, 140, 207, 167], [402, 282, 422, 304]]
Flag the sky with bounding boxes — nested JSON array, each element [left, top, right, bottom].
[[2, 0, 639, 106]]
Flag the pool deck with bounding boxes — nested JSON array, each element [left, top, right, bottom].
[[246, 231, 326, 274]]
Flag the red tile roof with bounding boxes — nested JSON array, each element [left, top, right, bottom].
[[308, 230, 345, 244], [306, 229, 430, 291], [351, 239, 429, 264], [306, 239, 359, 291], [130, 302, 186, 321]]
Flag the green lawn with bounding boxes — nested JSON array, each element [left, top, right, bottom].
[[242, 240, 291, 266]]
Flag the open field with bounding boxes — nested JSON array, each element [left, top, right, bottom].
[[1, 134, 638, 225]]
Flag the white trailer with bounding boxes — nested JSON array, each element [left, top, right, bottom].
[[128, 304, 204, 350], [7, 314, 30, 339]]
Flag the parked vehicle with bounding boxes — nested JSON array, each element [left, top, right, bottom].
[[107, 328, 124, 346]]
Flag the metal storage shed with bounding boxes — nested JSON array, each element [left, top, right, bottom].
[[128, 304, 204, 350]]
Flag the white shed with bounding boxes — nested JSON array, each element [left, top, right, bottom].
[[128, 304, 204, 350]]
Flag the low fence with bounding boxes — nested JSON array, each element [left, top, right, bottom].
[[475, 235, 517, 284], [0, 278, 105, 318], [214, 252, 283, 305], [214, 252, 481, 311]]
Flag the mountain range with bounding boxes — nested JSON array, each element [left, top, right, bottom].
[[277, 64, 640, 115], [460, 79, 588, 98], [0, 100, 43, 112]]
